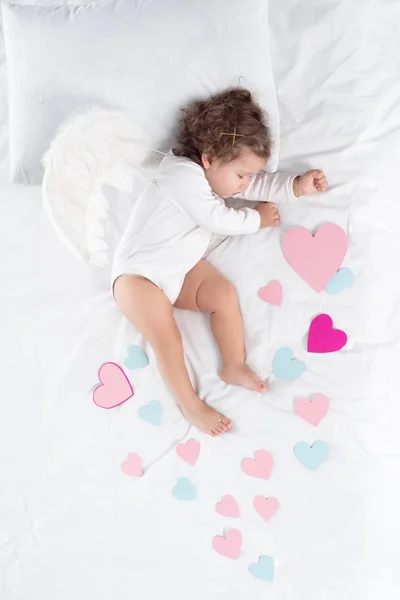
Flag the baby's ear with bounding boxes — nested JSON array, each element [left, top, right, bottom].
[[201, 153, 212, 169]]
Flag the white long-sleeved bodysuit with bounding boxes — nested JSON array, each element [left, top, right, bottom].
[[111, 149, 297, 303]]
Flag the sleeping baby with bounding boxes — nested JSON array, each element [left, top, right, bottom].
[[112, 87, 327, 436]]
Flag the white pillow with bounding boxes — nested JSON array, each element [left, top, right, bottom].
[[1, 0, 280, 185]]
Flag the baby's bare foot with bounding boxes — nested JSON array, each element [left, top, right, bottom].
[[221, 363, 267, 393], [182, 403, 232, 437]]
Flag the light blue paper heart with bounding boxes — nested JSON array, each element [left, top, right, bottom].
[[273, 348, 306, 380], [249, 555, 274, 583], [124, 345, 149, 370], [326, 267, 354, 295], [172, 477, 196, 501], [138, 400, 163, 426], [293, 441, 329, 471]]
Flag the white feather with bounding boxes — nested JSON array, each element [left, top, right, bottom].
[[42, 106, 165, 267]]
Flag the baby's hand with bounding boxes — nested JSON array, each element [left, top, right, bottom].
[[293, 170, 328, 197], [255, 202, 280, 228]]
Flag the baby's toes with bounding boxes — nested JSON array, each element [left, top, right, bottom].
[[221, 416, 232, 429]]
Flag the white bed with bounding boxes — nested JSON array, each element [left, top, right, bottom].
[[1, 1, 400, 599]]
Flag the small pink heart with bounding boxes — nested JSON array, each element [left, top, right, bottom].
[[212, 529, 242, 560], [253, 496, 280, 521], [307, 313, 347, 353], [93, 362, 134, 409], [121, 452, 143, 477], [294, 394, 330, 426], [215, 495, 240, 518], [282, 224, 348, 292], [241, 450, 273, 480], [176, 439, 200, 466], [258, 280, 283, 306]]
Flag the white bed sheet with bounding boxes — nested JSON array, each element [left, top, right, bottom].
[[1, 1, 400, 599]]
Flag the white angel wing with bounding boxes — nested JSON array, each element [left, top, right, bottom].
[[42, 106, 164, 267]]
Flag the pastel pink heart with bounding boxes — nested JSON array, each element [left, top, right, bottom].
[[282, 224, 347, 292], [212, 529, 242, 560], [294, 394, 330, 426], [121, 452, 143, 477], [241, 450, 273, 480], [258, 280, 283, 306], [176, 439, 200, 466], [308, 313, 347, 353], [253, 496, 280, 522], [215, 495, 240, 518], [93, 362, 134, 409]]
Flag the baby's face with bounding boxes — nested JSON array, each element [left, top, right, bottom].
[[201, 150, 266, 198]]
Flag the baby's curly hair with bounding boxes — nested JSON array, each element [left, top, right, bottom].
[[175, 87, 272, 166]]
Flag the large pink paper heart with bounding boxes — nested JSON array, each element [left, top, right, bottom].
[[308, 314, 347, 353], [282, 224, 347, 292], [176, 439, 200, 466], [121, 452, 143, 477], [212, 529, 242, 560], [241, 450, 273, 480], [294, 394, 330, 426], [215, 495, 240, 518], [93, 362, 134, 409], [258, 280, 282, 306], [253, 496, 280, 522]]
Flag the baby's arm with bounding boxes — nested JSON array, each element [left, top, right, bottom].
[[162, 161, 261, 235], [235, 171, 298, 203], [235, 170, 328, 203]]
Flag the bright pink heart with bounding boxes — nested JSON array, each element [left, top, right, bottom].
[[215, 495, 240, 518], [258, 280, 283, 306], [295, 394, 330, 426], [282, 224, 347, 292], [121, 452, 143, 477], [253, 496, 280, 521], [176, 439, 200, 466], [241, 450, 273, 480], [93, 362, 134, 409], [308, 313, 347, 353], [212, 529, 242, 560]]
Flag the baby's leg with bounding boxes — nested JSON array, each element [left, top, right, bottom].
[[174, 260, 267, 393], [113, 275, 231, 436]]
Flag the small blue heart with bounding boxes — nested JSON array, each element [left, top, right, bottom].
[[273, 347, 306, 380], [124, 345, 149, 370], [326, 267, 354, 295], [138, 400, 163, 426], [172, 477, 196, 501], [249, 555, 274, 582], [293, 441, 329, 471]]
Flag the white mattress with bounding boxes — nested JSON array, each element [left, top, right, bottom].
[[1, 1, 400, 599]]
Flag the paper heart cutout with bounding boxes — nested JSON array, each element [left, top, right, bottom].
[[176, 439, 200, 466], [249, 555, 275, 582], [258, 280, 282, 306], [215, 495, 240, 518], [93, 362, 134, 409], [308, 313, 347, 353], [294, 394, 330, 426], [282, 224, 347, 292], [138, 400, 163, 426], [273, 347, 306, 380], [253, 496, 280, 522], [241, 450, 273, 480], [212, 529, 242, 560], [121, 452, 143, 477], [293, 441, 329, 471], [172, 477, 196, 501], [124, 345, 149, 370], [326, 267, 354, 295]]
